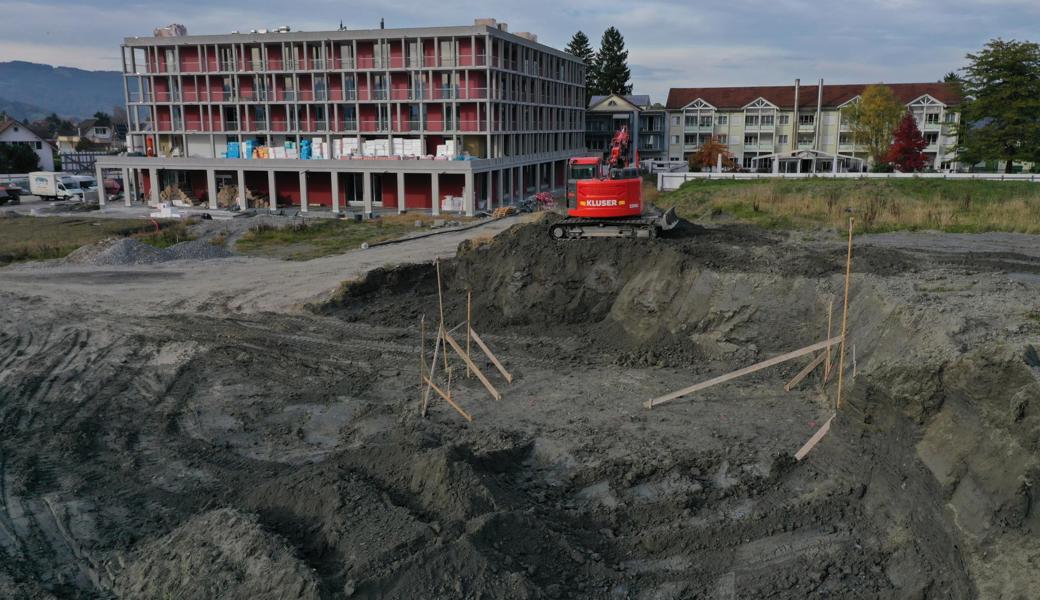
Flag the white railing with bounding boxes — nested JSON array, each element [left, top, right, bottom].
[[658, 171, 1040, 191]]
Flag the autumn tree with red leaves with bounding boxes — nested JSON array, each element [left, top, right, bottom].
[[886, 112, 929, 172]]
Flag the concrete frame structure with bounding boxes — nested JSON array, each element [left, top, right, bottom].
[[666, 80, 961, 172], [101, 19, 586, 214]]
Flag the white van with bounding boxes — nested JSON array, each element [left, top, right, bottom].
[[28, 172, 86, 202], [70, 175, 100, 202]]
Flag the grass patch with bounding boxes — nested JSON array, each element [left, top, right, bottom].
[[234, 217, 424, 260], [656, 178, 1040, 234], [0, 217, 194, 265]]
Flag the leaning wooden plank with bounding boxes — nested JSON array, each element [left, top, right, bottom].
[[469, 328, 513, 383], [443, 330, 502, 401], [784, 351, 827, 392], [424, 375, 473, 422], [794, 414, 835, 461], [420, 329, 442, 418], [645, 335, 844, 409]]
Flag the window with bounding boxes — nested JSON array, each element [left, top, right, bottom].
[[94, 127, 106, 135], [839, 133, 853, 145], [672, 115, 680, 126], [797, 133, 814, 145], [671, 135, 679, 144], [743, 155, 755, 169], [716, 115, 728, 125], [716, 134, 727, 144], [699, 116, 712, 127], [799, 114, 815, 126], [685, 115, 696, 127], [744, 114, 759, 126], [924, 132, 939, 145], [684, 134, 697, 145], [760, 115, 774, 126], [778, 134, 788, 145], [944, 112, 957, 123], [925, 113, 940, 125], [34, 141, 42, 150], [744, 134, 757, 146], [778, 115, 790, 125]]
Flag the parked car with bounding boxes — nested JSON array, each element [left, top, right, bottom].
[[0, 181, 23, 205]]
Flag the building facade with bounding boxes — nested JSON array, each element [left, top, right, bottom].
[[585, 94, 667, 163], [99, 20, 586, 214], [666, 80, 960, 172], [0, 118, 55, 172]]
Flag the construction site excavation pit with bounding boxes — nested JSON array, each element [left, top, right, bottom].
[[1, 217, 1038, 599]]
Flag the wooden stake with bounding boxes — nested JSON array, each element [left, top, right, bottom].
[[466, 289, 472, 378], [435, 260, 449, 374], [794, 414, 835, 460], [443, 329, 502, 401], [419, 315, 426, 399], [784, 350, 827, 392], [646, 335, 843, 409], [824, 299, 834, 381], [836, 217, 854, 410], [424, 375, 473, 422], [420, 326, 442, 417], [470, 328, 513, 383]]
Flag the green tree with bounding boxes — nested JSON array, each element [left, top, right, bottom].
[[595, 27, 632, 96], [0, 143, 41, 173], [958, 39, 1040, 172], [92, 112, 112, 126], [565, 31, 599, 99], [844, 84, 905, 167]]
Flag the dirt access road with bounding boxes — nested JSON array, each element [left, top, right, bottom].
[[1, 216, 1039, 599]]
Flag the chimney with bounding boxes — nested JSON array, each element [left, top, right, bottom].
[[791, 79, 800, 152], [814, 78, 824, 150]]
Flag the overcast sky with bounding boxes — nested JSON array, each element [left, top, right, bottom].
[[2, 0, 1035, 100]]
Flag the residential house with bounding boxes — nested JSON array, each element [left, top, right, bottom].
[[0, 117, 56, 171]]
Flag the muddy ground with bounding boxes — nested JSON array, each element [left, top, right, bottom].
[[1, 216, 1038, 599]]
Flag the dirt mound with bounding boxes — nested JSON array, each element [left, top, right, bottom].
[[112, 508, 321, 600], [64, 237, 231, 266]]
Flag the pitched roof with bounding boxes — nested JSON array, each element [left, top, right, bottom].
[[666, 82, 960, 110], [588, 94, 652, 109], [0, 118, 18, 135]]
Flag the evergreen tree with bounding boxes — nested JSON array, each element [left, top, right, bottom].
[[959, 38, 1040, 172], [565, 31, 598, 98], [886, 112, 928, 172], [0, 143, 40, 174], [595, 27, 632, 96]]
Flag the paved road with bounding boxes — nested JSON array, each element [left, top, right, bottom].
[[0, 215, 524, 316]]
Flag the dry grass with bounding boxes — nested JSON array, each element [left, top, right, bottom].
[[656, 178, 1040, 233], [0, 217, 194, 265], [235, 217, 419, 260]]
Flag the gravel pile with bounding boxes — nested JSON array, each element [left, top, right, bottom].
[[65, 238, 231, 267]]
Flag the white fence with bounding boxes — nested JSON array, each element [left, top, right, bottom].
[[658, 171, 1040, 192]]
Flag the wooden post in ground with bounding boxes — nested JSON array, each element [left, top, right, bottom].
[[836, 217, 854, 410], [824, 300, 834, 381], [436, 260, 449, 375], [466, 289, 472, 377], [419, 315, 426, 400], [443, 330, 502, 401]]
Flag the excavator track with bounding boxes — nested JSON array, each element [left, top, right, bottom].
[[549, 208, 678, 241]]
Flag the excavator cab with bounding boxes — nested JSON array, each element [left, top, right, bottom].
[[566, 157, 602, 209]]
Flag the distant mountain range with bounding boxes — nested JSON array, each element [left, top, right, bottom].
[[0, 61, 123, 121]]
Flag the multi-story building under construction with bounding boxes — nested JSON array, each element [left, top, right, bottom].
[[98, 19, 586, 215]]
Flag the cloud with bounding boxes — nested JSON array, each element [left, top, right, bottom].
[[1, 0, 1032, 102]]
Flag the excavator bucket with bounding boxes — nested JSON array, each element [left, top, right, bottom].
[[658, 207, 679, 231]]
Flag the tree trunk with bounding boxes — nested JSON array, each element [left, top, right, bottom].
[[1005, 159, 1014, 174]]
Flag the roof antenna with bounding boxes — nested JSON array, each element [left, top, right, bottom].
[[339, 20, 344, 31], [380, 17, 385, 29]]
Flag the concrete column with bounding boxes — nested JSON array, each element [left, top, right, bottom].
[[535, 163, 542, 193], [509, 167, 514, 203], [463, 171, 475, 216], [549, 161, 556, 194], [832, 156, 839, 174], [149, 167, 159, 205], [330, 171, 340, 214], [207, 169, 218, 209], [483, 172, 493, 210], [431, 172, 440, 216], [96, 164, 106, 206], [267, 170, 277, 211], [362, 171, 373, 216], [396, 171, 405, 213], [122, 168, 131, 206], [236, 169, 246, 210], [772, 158, 780, 174], [299, 171, 308, 212], [498, 169, 505, 208]]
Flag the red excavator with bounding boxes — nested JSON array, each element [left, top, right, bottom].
[[550, 125, 677, 240]]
